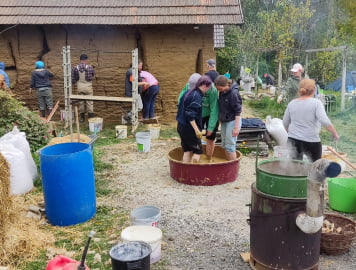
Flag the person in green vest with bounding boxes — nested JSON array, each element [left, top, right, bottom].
[[278, 63, 308, 103], [178, 73, 219, 160]]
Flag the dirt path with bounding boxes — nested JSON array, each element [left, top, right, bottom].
[[99, 133, 355, 270]]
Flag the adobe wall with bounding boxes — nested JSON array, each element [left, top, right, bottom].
[[0, 24, 215, 122]]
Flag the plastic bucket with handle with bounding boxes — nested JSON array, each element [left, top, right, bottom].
[[135, 132, 151, 152]]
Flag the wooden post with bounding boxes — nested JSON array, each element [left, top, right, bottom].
[[341, 48, 347, 111], [75, 106, 80, 142], [305, 54, 309, 77], [278, 58, 282, 90]]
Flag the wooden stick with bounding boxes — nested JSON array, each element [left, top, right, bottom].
[[46, 100, 60, 122], [74, 106, 80, 142], [326, 146, 356, 170]]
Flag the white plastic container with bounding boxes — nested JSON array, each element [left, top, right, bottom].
[[88, 117, 103, 132], [130, 205, 161, 227], [273, 146, 291, 159], [135, 132, 151, 152], [121, 225, 163, 264], [147, 124, 161, 140], [115, 125, 127, 139]]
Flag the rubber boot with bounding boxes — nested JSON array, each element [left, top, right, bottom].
[[80, 113, 85, 123], [40, 110, 46, 117], [47, 108, 52, 117], [88, 112, 95, 119]]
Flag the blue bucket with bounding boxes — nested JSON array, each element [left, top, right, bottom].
[[40, 142, 96, 226]]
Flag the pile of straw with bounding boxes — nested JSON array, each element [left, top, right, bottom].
[[0, 153, 55, 268], [0, 152, 12, 244]]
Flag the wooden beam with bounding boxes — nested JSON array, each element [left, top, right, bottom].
[[303, 46, 347, 53], [69, 94, 133, 102]]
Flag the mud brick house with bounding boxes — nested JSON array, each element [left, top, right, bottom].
[[0, 0, 243, 120]]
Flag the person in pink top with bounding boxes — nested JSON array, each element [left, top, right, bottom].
[[138, 60, 160, 119]]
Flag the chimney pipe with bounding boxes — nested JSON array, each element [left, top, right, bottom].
[[296, 159, 341, 234]]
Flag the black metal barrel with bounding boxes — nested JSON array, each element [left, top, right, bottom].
[[249, 183, 320, 270]]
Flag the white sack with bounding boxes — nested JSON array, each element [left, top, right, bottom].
[[0, 126, 37, 194], [265, 115, 288, 146]]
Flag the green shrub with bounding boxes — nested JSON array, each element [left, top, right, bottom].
[[0, 91, 50, 152], [246, 96, 287, 119]]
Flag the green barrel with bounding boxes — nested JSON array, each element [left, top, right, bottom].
[[256, 159, 311, 198]]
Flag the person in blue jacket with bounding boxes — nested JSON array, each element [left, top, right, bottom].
[[0, 62, 10, 88], [176, 75, 212, 163]]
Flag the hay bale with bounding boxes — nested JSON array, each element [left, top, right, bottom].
[[0, 153, 11, 245], [0, 153, 55, 266]]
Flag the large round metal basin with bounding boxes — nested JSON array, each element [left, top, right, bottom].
[[168, 146, 241, 186], [256, 159, 311, 198]]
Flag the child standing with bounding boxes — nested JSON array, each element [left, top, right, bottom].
[[215, 75, 242, 160]]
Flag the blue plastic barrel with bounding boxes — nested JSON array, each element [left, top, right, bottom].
[[40, 142, 96, 226]]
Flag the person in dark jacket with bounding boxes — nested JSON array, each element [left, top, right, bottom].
[[205, 59, 219, 83], [30, 61, 54, 117], [263, 73, 275, 86], [176, 75, 212, 163], [215, 75, 242, 160]]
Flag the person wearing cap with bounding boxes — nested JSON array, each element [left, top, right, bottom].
[[215, 75, 242, 160], [72, 54, 95, 122], [279, 63, 307, 103], [283, 79, 339, 162], [29, 61, 54, 117], [176, 75, 212, 163], [205, 59, 220, 83]]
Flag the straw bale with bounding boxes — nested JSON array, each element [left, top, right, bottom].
[[0, 157, 83, 268], [0, 153, 11, 245], [0, 189, 55, 267]]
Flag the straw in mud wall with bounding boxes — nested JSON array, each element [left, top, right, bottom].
[[0, 152, 11, 245]]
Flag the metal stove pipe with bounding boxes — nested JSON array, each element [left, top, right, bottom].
[[296, 159, 341, 234]]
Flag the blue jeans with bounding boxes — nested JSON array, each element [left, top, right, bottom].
[[143, 85, 160, 119], [221, 120, 241, 153]]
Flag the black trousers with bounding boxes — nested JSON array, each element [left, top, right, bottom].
[[288, 137, 322, 162]]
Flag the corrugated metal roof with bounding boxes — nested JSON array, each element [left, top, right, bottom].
[[0, 0, 243, 25]]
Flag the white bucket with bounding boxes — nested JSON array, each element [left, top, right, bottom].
[[130, 205, 161, 227], [88, 117, 103, 132], [115, 125, 127, 139], [121, 225, 162, 264], [60, 110, 73, 121], [273, 146, 291, 159], [135, 132, 151, 152], [148, 124, 161, 140]]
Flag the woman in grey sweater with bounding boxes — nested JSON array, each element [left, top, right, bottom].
[[283, 79, 339, 162]]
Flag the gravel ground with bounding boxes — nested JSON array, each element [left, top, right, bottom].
[[100, 134, 356, 270]]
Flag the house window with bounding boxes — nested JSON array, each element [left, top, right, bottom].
[[214, 25, 225, 48]]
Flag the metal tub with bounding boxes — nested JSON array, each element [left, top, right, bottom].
[[168, 146, 241, 186], [256, 159, 311, 198]]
